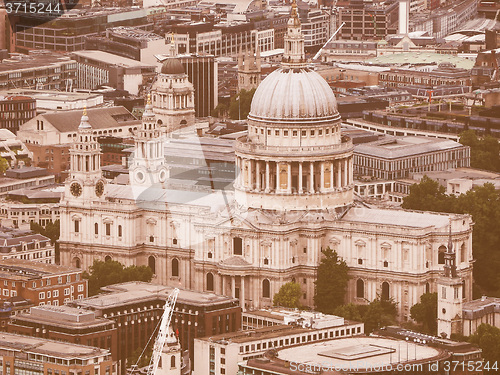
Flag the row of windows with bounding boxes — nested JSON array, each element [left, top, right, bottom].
[[252, 126, 340, 137]]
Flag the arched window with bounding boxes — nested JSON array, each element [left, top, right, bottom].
[[172, 258, 179, 277], [94, 223, 99, 235], [206, 273, 214, 291], [105, 255, 111, 262], [381, 282, 390, 301], [262, 279, 270, 298], [438, 245, 446, 264], [170, 355, 176, 369], [460, 243, 466, 263], [233, 237, 242, 255], [356, 279, 364, 298], [148, 256, 156, 274], [425, 282, 430, 294], [72, 257, 81, 269], [118, 225, 122, 237], [462, 280, 466, 299]]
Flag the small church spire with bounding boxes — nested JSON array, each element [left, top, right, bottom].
[[78, 106, 91, 129]]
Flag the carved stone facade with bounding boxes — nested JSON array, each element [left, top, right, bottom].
[[59, 1, 474, 322]]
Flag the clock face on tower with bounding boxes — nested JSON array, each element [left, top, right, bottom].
[[95, 181, 105, 197], [70, 182, 82, 197]]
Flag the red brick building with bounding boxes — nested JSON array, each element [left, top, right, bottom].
[[8, 305, 118, 361], [70, 282, 241, 374], [0, 258, 87, 305]]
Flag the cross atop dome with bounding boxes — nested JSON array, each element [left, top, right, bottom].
[[282, 0, 306, 68]]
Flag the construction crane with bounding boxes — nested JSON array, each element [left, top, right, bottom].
[[146, 288, 179, 375], [313, 22, 345, 61]]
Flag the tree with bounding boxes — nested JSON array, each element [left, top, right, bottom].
[[30, 220, 60, 263], [460, 130, 500, 172], [314, 248, 349, 314], [273, 281, 302, 308], [228, 89, 256, 120], [0, 157, 9, 175], [363, 297, 398, 333], [469, 324, 500, 372], [333, 303, 363, 322], [333, 298, 398, 334], [402, 176, 455, 213], [402, 176, 500, 295], [83, 260, 153, 296], [410, 292, 437, 334]]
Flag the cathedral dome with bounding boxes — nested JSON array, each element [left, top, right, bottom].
[[161, 58, 185, 75], [248, 67, 339, 122]]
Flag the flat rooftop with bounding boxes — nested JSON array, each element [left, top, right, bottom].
[[12, 305, 113, 329], [0, 259, 80, 280], [75, 282, 239, 309], [0, 89, 102, 102], [0, 55, 75, 74], [277, 337, 445, 370], [354, 136, 466, 159], [0, 332, 109, 359], [341, 207, 453, 229], [72, 51, 156, 69]]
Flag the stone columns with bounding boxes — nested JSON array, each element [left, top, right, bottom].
[[248, 159, 253, 190], [309, 162, 314, 193], [344, 159, 348, 186], [337, 161, 342, 188], [287, 163, 292, 193], [231, 276, 236, 298], [276, 162, 280, 191], [320, 162, 325, 192], [330, 161, 334, 190], [298, 162, 303, 193], [221, 275, 225, 296], [265, 161, 270, 193], [241, 276, 245, 310], [256, 161, 261, 191]]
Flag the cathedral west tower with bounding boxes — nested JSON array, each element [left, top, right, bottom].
[[234, 0, 353, 211]]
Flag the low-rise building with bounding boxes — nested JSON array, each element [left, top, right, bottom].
[[0, 232, 54, 263], [353, 136, 470, 180], [0, 95, 36, 134], [0, 201, 60, 227], [0, 332, 115, 375], [0, 259, 87, 306], [194, 310, 363, 375], [0, 53, 77, 91], [71, 51, 157, 96], [8, 305, 118, 361], [0, 89, 104, 112], [70, 282, 241, 373]]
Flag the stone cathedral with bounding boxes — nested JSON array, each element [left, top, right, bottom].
[[59, 2, 474, 321]]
